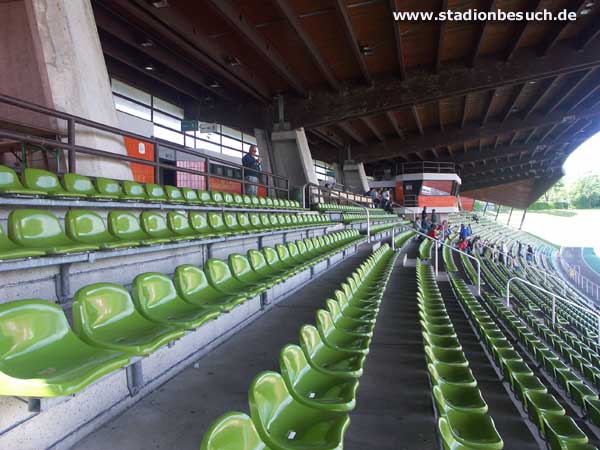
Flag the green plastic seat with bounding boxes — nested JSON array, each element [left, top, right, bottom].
[[325, 299, 374, 337], [0, 299, 130, 397], [198, 190, 215, 205], [9, 209, 99, 255], [167, 211, 197, 240], [299, 325, 365, 379], [228, 254, 270, 292], [208, 212, 234, 236], [247, 249, 285, 286], [140, 211, 181, 242], [222, 192, 235, 207], [108, 211, 171, 246], [425, 345, 469, 367], [428, 362, 477, 388], [0, 222, 45, 260], [189, 211, 218, 238], [132, 272, 221, 330], [200, 411, 271, 450], [144, 183, 167, 202], [263, 247, 294, 279], [523, 391, 565, 436], [433, 384, 488, 415], [223, 212, 246, 234], [438, 410, 503, 450], [165, 185, 185, 203], [250, 196, 260, 208], [62, 173, 107, 199], [174, 264, 245, 312], [265, 197, 274, 208], [543, 415, 589, 450], [0, 165, 46, 196], [205, 258, 261, 298], [567, 380, 596, 409], [22, 168, 82, 198], [279, 344, 359, 412], [95, 177, 123, 199], [249, 371, 350, 450], [181, 188, 201, 204], [242, 194, 253, 208], [72, 283, 184, 355], [233, 194, 245, 207], [316, 309, 371, 355], [211, 191, 225, 205], [122, 181, 147, 201], [511, 373, 547, 402], [66, 210, 141, 249]]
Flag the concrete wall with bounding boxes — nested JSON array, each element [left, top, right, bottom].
[[270, 128, 317, 189]]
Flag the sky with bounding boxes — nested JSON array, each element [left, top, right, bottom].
[[562, 131, 600, 184]]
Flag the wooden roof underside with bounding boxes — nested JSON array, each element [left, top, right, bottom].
[[93, 0, 600, 207]]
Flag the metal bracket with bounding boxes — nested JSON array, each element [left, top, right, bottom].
[[126, 360, 144, 396], [55, 263, 72, 303]]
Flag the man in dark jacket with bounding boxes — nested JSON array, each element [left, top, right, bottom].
[[242, 145, 261, 195]]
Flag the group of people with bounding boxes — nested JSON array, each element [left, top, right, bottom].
[[366, 188, 393, 210], [414, 206, 452, 242]]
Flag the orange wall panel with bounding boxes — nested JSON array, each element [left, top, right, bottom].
[[124, 137, 154, 183], [417, 195, 458, 208]]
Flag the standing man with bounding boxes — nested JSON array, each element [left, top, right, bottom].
[[431, 208, 438, 227], [242, 145, 261, 196], [421, 206, 427, 222]]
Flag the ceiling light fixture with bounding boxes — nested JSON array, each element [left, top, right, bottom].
[[151, 0, 170, 8], [359, 43, 374, 56], [144, 63, 155, 71]]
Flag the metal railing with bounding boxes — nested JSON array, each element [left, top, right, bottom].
[[506, 276, 600, 345], [304, 182, 373, 208], [0, 94, 290, 198], [400, 161, 457, 174], [560, 257, 600, 302]]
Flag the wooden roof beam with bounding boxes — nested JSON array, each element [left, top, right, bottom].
[[205, 0, 307, 96], [436, 0, 449, 73], [389, 0, 407, 79], [386, 111, 404, 138], [361, 117, 385, 142], [505, 0, 545, 60], [539, 0, 589, 56], [482, 89, 497, 125], [577, 15, 600, 50], [547, 68, 596, 113], [523, 76, 561, 119], [412, 106, 424, 135], [272, 0, 339, 91], [502, 83, 526, 121], [470, 0, 497, 66], [461, 95, 469, 128], [462, 166, 563, 190], [333, 0, 372, 85], [338, 122, 366, 145], [438, 100, 445, 132]]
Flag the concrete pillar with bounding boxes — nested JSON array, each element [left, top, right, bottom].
[[0, 0, 131, 180], [342, 161, 369, 194], [270, 128, 317, 189]]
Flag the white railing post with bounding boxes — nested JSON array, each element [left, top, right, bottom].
[[552, 294, 556, 325], [506, 277, 514, 308], [598, 316, 600, 346], [391, 226, 396, 251], [476, 259, 481, 296], [366, 207, 370, 244]]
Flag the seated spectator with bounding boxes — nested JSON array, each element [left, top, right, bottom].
[[457, 238, 469, 252], [472, 213, 479, 223], [421, 217, 431, 233], [526, 245, 534, 263], [459, 224, 468, 240], [431, 209, 438, 226]]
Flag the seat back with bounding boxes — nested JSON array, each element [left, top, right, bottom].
[[22, 168, 65, 195], [265, 197, 274, 208], [236, 213, 251, 231], [182, 188, 199, 203], [275, 244, 292, 265], [200, 412, 268, 450], [140, 211, 172, 238], [249, 371, 290, 431], [263, 247, 284, 271], [299, 324, 323, 360], [279, 344, 310, 388], [228, 254, 256, 284], [208, 212, 227, 233], [72, 283, 139, 338], [205, 258, 235, 290], [259, 214, 271, 228], [295, 240, 308, 256], [132, 272, 179, 312], [174, 264, 209, 299], [189, 212, 211, 235], [9, 209, 71, 247], [145, 184, 167, 201], [326, 298, 344, 321], [198, 190, 212, 204], [167, 212, 193, 235], [223, 213, 240, 231], [249, 213, 262, 229], [233, 194, 244, 206], [242, 195, 253, 207], [269, 214, 279, 228], [95, 177, 123, 197], [287, 242, 301, 261], [108, 211, 148, 240], [247, 249, 270, 277], [211, 191, 224, 204], [223, 193, 235, 206], [316, 309, 336, 339], [0, 165, 25, 191], [122, 181, 147, 200], [250, 196, 260, 207], [165, 186, 184, 202], [62, 173, 98, 196], [65, 210, 111, 243]]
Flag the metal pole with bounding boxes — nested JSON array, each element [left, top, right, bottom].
[[519, 209, 527, 230], [67, 118, 76, 173], [476, 259, 481, 296], [154, 140, 161, 184], [552, 295, 556, 325], [483, 202, 489, 215], [495, 204, 501, 221], [366, 207, 370, 244], [391, 226, 396, 251], [598, 316, 600, 346], [435, 240, 439, 277], [507, 207, 513, 226], [506, 278, 512, 308]]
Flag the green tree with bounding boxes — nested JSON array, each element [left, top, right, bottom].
[[570, 174, 600, 209]]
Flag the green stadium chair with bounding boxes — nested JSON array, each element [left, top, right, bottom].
[[315, 309, 371, 355], [263, 247, 294, 279], [140, 211, 182, 242], [167, 212, 197, 240], [95, 177, 123, 199], [242, 194, 253, 208], [144, 183, 168, 202], [72, 283, 184, 355], [543, 415, 589, 450], [438, 410, 503, 450], [132, 272, 221, 329], [222, 192, 235, 207], [228, 254, 271, 291], [275, 244, 302, 273], [9, 209, 99, 255], [62, 173, 105, 199], [198, 190, 215, 205], [511, 373, 547, 402], [249, 371, 350, 450], [200, 412, 271, 450], [0, 299, 130, 397], [260, 214, 272, 229], [181, 188, 201, 204], [425, 345, 469, 367], [248, 195, 259, 208], [223, 212, 246, 234], [249, 213, 263, 230], [236, 213, 253, 233], [66, 210, 141, 249], [205, 258, 262, 298], [265, 197, 274, 208], [165, 185, 185, 203], [189, 211, 218, 239], [566, 381, 596, 409], [279, 344, 359, 412], [122, 181, 147, 201], [208, 212, 234, 236], [428, 362, 477, 388], [523, 392, 565, 437], [211, 191, 225, 205], [325, 299, 374, 337], [0, 165, 46, 196], [433, 384, 488, 415], [22, 168, 82, 198], [0, 222, 45, 260], [174, 264, 245, 312], [299, 325, 365, 379], [247, 249, 285, 285], [107, 211, 171, 245]]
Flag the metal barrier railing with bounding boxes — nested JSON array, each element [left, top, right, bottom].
[[400, 161, 457, 174], [304, 183, 373, 208], [559, 251, 600, 302], [0, 94, 290, 198], [506, 276, 600, 345]]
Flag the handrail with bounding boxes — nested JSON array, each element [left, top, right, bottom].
[[506, 276, 600, 345], [559, 250, 600, 302], [303, 182, 373, 207], [0, 93, 290, 198]]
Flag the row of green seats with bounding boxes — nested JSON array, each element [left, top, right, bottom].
[[342, 213, 398, 224], [0, 230, 361, 398], [462, 282, 597, 450], [0, 209, 332, 261], [443, 236, 458, 272], [393, 229, 416, 248], [314, 203, 378, 213], [369, 222, 401, 235], [416, 259, 504, 450], [418, 237, 433, 259], [200, 245, 398, 450], [0, 165, 302, 209]]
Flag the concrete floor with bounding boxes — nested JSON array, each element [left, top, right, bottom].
[[74, 246, 380, 450]]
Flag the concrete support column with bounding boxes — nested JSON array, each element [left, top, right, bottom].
[[270, 127, 317, 191], [342, 161, 369, 194], [0, 0, 131, 180]]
